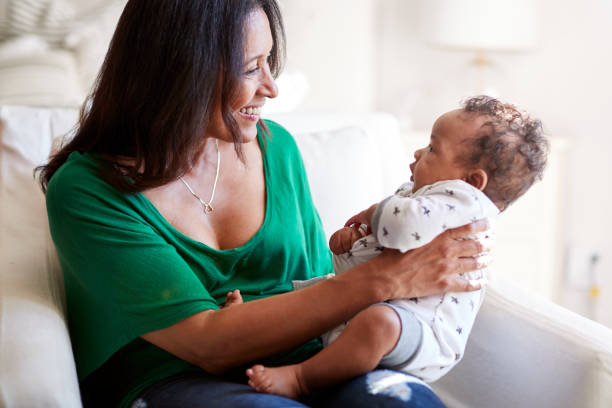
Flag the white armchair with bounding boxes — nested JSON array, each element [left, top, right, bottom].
[[434, 279, 612, 407], [1, 106, 611, 407]]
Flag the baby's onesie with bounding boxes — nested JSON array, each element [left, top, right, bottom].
[[330, 179, 499, 382]]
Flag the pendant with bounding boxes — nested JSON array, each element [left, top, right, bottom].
[[201, 202, 213, 214]]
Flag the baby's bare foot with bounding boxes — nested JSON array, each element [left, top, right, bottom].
[[246, 364, 307, 399], [223, 289, 243, 307]]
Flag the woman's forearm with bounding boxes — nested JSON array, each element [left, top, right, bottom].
[[142, 256, 393, 374], [142, 219, 491, 374]]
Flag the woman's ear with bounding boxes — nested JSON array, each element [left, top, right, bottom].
[[464, 169, 488, 191]]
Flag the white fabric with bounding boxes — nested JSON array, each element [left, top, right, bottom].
[[290, 125, 383, 239], [266, 112, 408, 239], [433, 275, 612, 408], [62, 1, 126, 91], [0, 0, 124, 46], [373, 180, 498, 253], [0, 0, 126, 104], [331, 179, 499, 382], [0, 45, 83, 107], [0, 0, 77, 44], [0, 106, 81, 407]]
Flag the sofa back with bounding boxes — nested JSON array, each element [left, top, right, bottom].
[[267, 112, 410, 239], [0, 106, 81, 407]]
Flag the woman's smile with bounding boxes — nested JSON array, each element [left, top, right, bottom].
[[238, 105, 263, 121]]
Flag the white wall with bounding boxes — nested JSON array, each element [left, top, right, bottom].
[[278, 0, 376, 113]]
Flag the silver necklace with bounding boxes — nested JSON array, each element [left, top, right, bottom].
[[179, 138, 220, 214]]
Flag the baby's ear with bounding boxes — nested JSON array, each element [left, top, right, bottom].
[[464, 169, 488, 191]]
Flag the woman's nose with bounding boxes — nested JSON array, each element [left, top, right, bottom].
[[260, 64, 278, 99]]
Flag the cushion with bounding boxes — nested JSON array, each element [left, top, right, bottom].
[[0, 43, 83, 107], [267, 112, 410, 239], [293, 126, 383, 239], [433, 276, 612, 408], [0, 106, 81, 407]]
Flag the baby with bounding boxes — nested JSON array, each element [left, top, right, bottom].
[[240, 95, 549, 398]]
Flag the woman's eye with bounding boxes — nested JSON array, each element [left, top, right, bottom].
[[244, 66, 259, 75], [245, 54, 272, 76]]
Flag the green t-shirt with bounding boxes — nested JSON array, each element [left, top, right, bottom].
[[46, 120, 333, 407]]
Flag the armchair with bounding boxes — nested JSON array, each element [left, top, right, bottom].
[[1, 106, 610, 407]]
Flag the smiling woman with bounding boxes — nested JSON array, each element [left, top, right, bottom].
[[38, 0, 285, 195], [36, 1, 491, 407], [206, 8, 279, 144]]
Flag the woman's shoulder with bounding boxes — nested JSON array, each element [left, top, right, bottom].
[[261, 119, 298, 148], [261, 118, 291, 136], [46, 152, 122, 213], [261, 119, 306, 165], [48, 151, 99, 187], [260, 119, 304, 164], [47, 152, 93, 191]]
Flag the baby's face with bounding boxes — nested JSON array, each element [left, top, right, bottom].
[[410, 109, 487, 192]]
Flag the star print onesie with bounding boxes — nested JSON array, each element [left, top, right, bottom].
[[330, 179, 499, 382]]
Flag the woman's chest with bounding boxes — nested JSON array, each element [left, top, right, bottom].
[[203, 168, 267, 250], [146, 155, 267, 250]]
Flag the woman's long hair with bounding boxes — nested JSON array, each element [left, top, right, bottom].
[[38, 0, 285, 193]]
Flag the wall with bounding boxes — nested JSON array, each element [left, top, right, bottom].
[[277, 0, 376, 113]]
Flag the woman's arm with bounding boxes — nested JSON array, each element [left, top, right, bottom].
[[142, 219, 491, 374]]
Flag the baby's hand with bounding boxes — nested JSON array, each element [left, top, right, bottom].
[[329, 226, 366, 255], [344, 203, 378, 232], [223, 289, 243, 307]]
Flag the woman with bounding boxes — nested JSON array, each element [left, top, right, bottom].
[[39, 1, 490, 407]]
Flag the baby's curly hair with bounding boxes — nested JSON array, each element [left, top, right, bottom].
[[459, 95, 549, 211]]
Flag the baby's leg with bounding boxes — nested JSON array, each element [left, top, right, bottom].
[[246, 304, 401, 398]]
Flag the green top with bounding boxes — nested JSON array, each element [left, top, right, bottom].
[[46, 120, 333, 407]]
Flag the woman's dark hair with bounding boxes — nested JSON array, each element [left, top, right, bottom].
[[460, 95, 549, 211], [38, 0, 285, 193]]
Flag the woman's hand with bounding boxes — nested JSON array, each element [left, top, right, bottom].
[[367, 218, 493, 300]]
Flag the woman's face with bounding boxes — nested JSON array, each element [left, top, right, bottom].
[[208, 8, 279, 143]]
